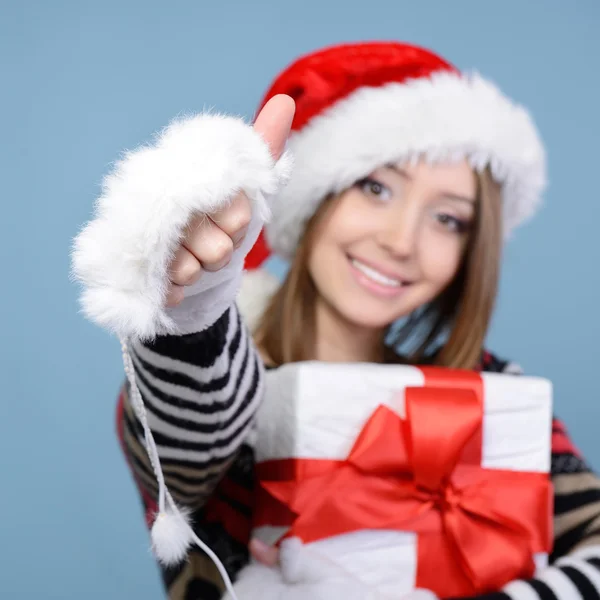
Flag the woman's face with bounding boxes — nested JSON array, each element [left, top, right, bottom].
[[308, 159, 477, 332]]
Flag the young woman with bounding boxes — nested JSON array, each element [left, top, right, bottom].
[[73, 42, 600, 599]]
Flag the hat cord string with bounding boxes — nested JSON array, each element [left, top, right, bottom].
[[120, 337, 241, 600]]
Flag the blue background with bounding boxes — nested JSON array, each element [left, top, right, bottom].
[[2, 1, 599, 598]]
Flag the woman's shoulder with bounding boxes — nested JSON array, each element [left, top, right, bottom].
[[478, 349, 524, 375]]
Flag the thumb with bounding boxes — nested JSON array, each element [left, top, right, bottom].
[[252, 94, 295, 161]]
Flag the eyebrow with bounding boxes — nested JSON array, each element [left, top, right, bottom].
[[384, 163, 476, 204]]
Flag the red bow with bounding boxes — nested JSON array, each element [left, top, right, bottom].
[[254, 368, 552, 598]]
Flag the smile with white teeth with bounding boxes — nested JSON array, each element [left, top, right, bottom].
[[350, 258, 403, 288]]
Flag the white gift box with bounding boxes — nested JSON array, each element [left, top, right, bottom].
[[230, 362, 553, 600]]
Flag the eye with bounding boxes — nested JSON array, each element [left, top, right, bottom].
[[435, 212, 471, 234], [356, 177, 392, 202]]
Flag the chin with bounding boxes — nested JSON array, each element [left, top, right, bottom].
[[334, 298, 404, 331], [334, 283, 437, 331]]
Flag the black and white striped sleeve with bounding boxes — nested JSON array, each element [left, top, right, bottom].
[[119, 302, 264, 510]]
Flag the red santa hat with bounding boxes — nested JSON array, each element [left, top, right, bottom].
[[238, 41, 547, 326]]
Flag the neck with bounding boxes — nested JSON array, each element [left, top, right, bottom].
[[314, 297, 385, 363]]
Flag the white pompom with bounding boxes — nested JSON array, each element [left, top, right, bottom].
[[151, 508, 194, 566]]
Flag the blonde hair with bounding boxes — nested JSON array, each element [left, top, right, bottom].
[[254, 168, 502, 370]]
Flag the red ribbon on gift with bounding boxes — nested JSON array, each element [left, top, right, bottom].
[[254, 367, 553, 598]]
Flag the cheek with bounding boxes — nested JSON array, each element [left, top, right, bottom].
[[309, 199, 378, 269], [308, 234, 343, 291], [419, 232, 465, 285], [307, 219, 359, 309], [328, 202, 377, 245]]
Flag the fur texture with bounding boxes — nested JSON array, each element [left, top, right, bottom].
[[236, 268, 281, 332], [71, 113, 291, 341], [266, 72, 547, 259], [151, 507, 194, 567]]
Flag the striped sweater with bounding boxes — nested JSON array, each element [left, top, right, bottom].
[[118, 305, 600, 600]]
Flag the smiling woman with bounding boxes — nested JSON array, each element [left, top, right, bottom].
[[256, 160, 500, 368], [312, 162, 476, 328], [72, 40, 600, 600]]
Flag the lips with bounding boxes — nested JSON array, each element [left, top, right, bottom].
[[347, 255, 413, 298], [350, 257, 402, 287]]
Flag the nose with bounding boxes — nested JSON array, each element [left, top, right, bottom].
[[375, 198, 420, 259]]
